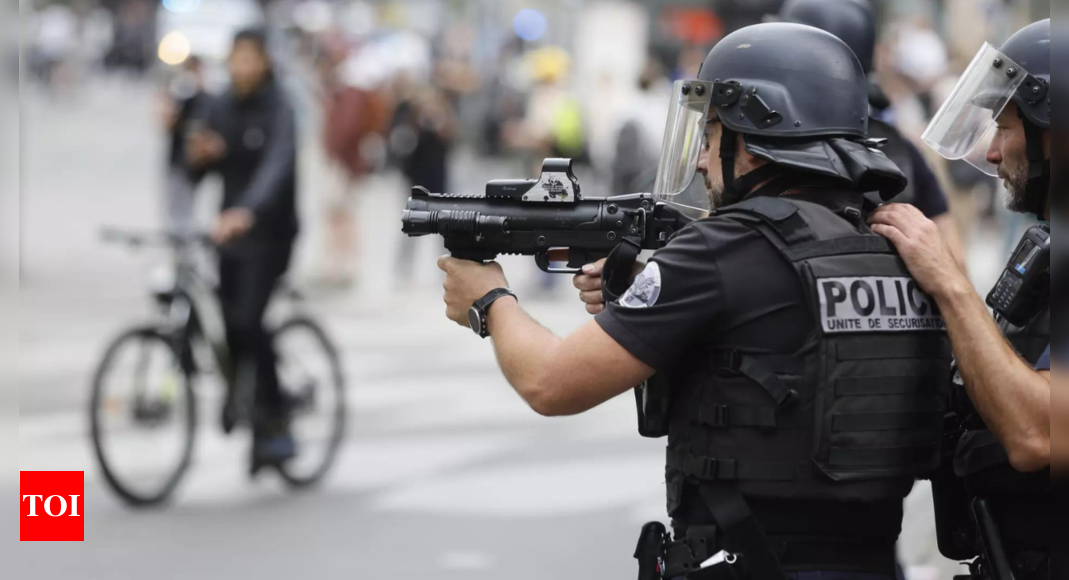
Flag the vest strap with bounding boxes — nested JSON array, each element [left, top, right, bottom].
[[698, 484, 789, 580], [716, 197, 816, 246], [828, 444, 940, 468], [697, 404, 778, 430], [711, 351, 799, 409], [835, 376, 935, 396], [831, 411, 943, 433], [784, 236, 895, 262], [668, 449, 798, 481]]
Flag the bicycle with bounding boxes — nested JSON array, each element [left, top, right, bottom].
[[90, 229, 346, 507]]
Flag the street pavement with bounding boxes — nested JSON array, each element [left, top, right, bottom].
[[12, 78, 971, 579]]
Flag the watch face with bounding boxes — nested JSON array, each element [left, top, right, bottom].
[[468, 307, 482, 333]]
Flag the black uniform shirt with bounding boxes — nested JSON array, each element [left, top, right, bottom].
[[903, 138, 950, 219], [596, 190, 904, 539], [194, 81, 299, 242]]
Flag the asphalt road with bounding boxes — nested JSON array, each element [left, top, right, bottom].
[[12, 77, 969, 580]]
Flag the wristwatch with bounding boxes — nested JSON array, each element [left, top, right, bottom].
[[468, 288, 517, 338]]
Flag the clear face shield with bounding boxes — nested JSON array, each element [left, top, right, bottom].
[[922, 44, 1028, 176], [653, 80, 715, 212]]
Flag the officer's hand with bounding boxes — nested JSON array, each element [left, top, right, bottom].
[[573, 258, 646, 316], [212, 208, 256, 245], [869, 204, 969, 299], [187, 129, 227, 168], [438, 256, 510, 327]]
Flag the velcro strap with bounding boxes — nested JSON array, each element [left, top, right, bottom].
[[835, 376, 934, 396], [837, 338, 952, 361], [696, 405, 777, 429], [784, 236, 895, 262], [828, 444, 938, 468], [832, 411, 943, 432], [711, 351, 799, 409], [667, 449, 797, 481]]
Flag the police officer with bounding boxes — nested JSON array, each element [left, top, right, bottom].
[[439, 23, 952, 580], [771, 0, 968, 270], [869, 20, 1051, 580]]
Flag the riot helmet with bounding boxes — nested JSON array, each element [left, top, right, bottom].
[[923, 19, 1049, 215], [769, 0, 891, 110], [772, 0, 877, 75], [653, 22, 905, 210]]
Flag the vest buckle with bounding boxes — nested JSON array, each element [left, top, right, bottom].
[[714, 351, 743, 377], [714, 405, 729, 428]]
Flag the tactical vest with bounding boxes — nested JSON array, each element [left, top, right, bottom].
[[661, 196, 953, 519], [937, 305, 1051, 572], [865, 120, 916, 207]]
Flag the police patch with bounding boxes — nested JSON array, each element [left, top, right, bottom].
[[817, 276, 946, 334], [619, 262, 662, 309]]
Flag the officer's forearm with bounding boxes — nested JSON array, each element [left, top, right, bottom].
[[484, 297, 562, 415], [937, 285, 1051, 471], [1050, 368, 1068, 470], [486, 299, 654, 417]]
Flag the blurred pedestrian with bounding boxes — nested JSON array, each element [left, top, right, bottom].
[[611, 60, 670, 195], [31, 4, 78, 89], [186, 28, 300, 468], [316, 45, 392, 288], [161, 56, 207, 236], [390, 80, 458, 287]]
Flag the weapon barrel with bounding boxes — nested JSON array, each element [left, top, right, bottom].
[[401, 209, 510, 237]]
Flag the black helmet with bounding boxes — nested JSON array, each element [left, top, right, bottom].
[[774, 0, 876, 75], [1000, 19, 1050, 129], [698, 22, 868, 140], [650, 22, 904, 208]]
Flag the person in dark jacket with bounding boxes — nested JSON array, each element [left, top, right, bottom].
[[162, 55, 207, 235], [186, 29, 299, 467]]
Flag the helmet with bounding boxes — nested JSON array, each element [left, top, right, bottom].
[[773, 0, 876, 75], [653, 22, 905, 209], [1000, 20, 1050, 129], [923, 20, 1049, 176]]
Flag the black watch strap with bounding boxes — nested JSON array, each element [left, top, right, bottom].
[[471, 288, 517, 338]]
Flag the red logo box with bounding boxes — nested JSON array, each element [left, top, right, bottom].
[[20, 471, 85, 542]]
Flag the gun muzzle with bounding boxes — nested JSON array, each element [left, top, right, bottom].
[[401, 209, 510, 237]]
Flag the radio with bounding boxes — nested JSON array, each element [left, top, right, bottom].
[[987, 225, 1050, 326]]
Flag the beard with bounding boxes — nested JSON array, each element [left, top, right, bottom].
[[704, 173, 725, 211], [1002, 161, 1048, 215]]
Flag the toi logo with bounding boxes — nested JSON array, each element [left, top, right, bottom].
[[20, 471, 85, 542]]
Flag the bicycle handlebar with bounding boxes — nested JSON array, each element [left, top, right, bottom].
[[100, 228, 215, 250]]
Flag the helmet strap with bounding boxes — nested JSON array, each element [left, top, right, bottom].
[[719, 126, 740, 205], [1019, 109, 1050, 218]]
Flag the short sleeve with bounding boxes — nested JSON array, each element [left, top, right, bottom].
[[906, 140, 950, 219], [1037, 346, 1051, 371], [595, 224, 724, 371]]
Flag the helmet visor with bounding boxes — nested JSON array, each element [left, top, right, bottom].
[[653, 80, 714, 204], [922, 43, 1027, 176]]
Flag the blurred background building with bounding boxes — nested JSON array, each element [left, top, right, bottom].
[[14, 0, 1049, 578]]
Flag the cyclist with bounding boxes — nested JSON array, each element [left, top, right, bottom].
[[186, 28, 299, 467]]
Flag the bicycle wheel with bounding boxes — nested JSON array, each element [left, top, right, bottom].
[[90, 327, 196, 507], [272, 316, 346, 489]]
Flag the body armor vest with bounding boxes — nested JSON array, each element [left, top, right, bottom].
[[661, 196, 953, 521], [865, 120, 916, 207]]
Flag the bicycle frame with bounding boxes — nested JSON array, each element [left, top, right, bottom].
[[162, 243, 234, 387]]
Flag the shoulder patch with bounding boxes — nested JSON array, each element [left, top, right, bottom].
[[618, 262, 662, 309]]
